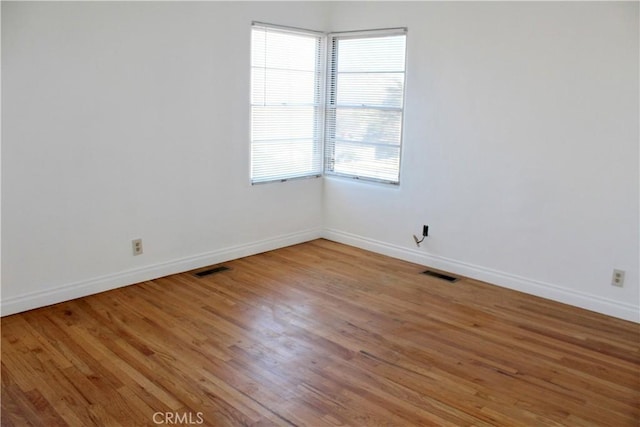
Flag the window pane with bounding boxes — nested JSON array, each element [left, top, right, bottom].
[[336, 36, 406, 73], [336, 73, 404, 108], [261, 32, 318, 71], [252, 69, 317, 105], [333, 141, 400, 182], [252, 106, 319, 141], [334, 108, 402, 145], [252, 140, 321, 182]]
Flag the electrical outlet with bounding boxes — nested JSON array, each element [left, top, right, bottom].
[[413, 225, 430, 247], [132, 239, 143, 256], [611, 269, 625, 287]]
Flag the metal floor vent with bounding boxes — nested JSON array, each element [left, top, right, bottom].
[[422, 270, 459, 283], [194, 265, 230, 277]]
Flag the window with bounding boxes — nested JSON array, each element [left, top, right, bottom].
[[250, 24, 407, 185], [325, 29, 407, 184], [250, 23, 324, 184]]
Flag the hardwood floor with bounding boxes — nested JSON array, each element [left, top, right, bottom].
[[2, 239, 639, 426]]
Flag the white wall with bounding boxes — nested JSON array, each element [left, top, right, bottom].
[[3, 2, 638, 322], [1, 2, 330, 314], [324, 2, 640, 321]]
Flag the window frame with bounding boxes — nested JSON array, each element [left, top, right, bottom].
[[324, 28, 408, 185], [250, 22, 325, 185], [249, 23, 408, 186]]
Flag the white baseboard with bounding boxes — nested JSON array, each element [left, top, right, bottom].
[[323, 228, 639, 323], [1, 228, 322, 317], [4, 226, 637, 323]]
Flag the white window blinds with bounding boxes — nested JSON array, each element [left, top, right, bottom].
[[325, 29, 407, 184], [250, 23, 324, 184]]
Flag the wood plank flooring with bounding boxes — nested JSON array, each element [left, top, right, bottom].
[[2, 239, 639, 426]]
